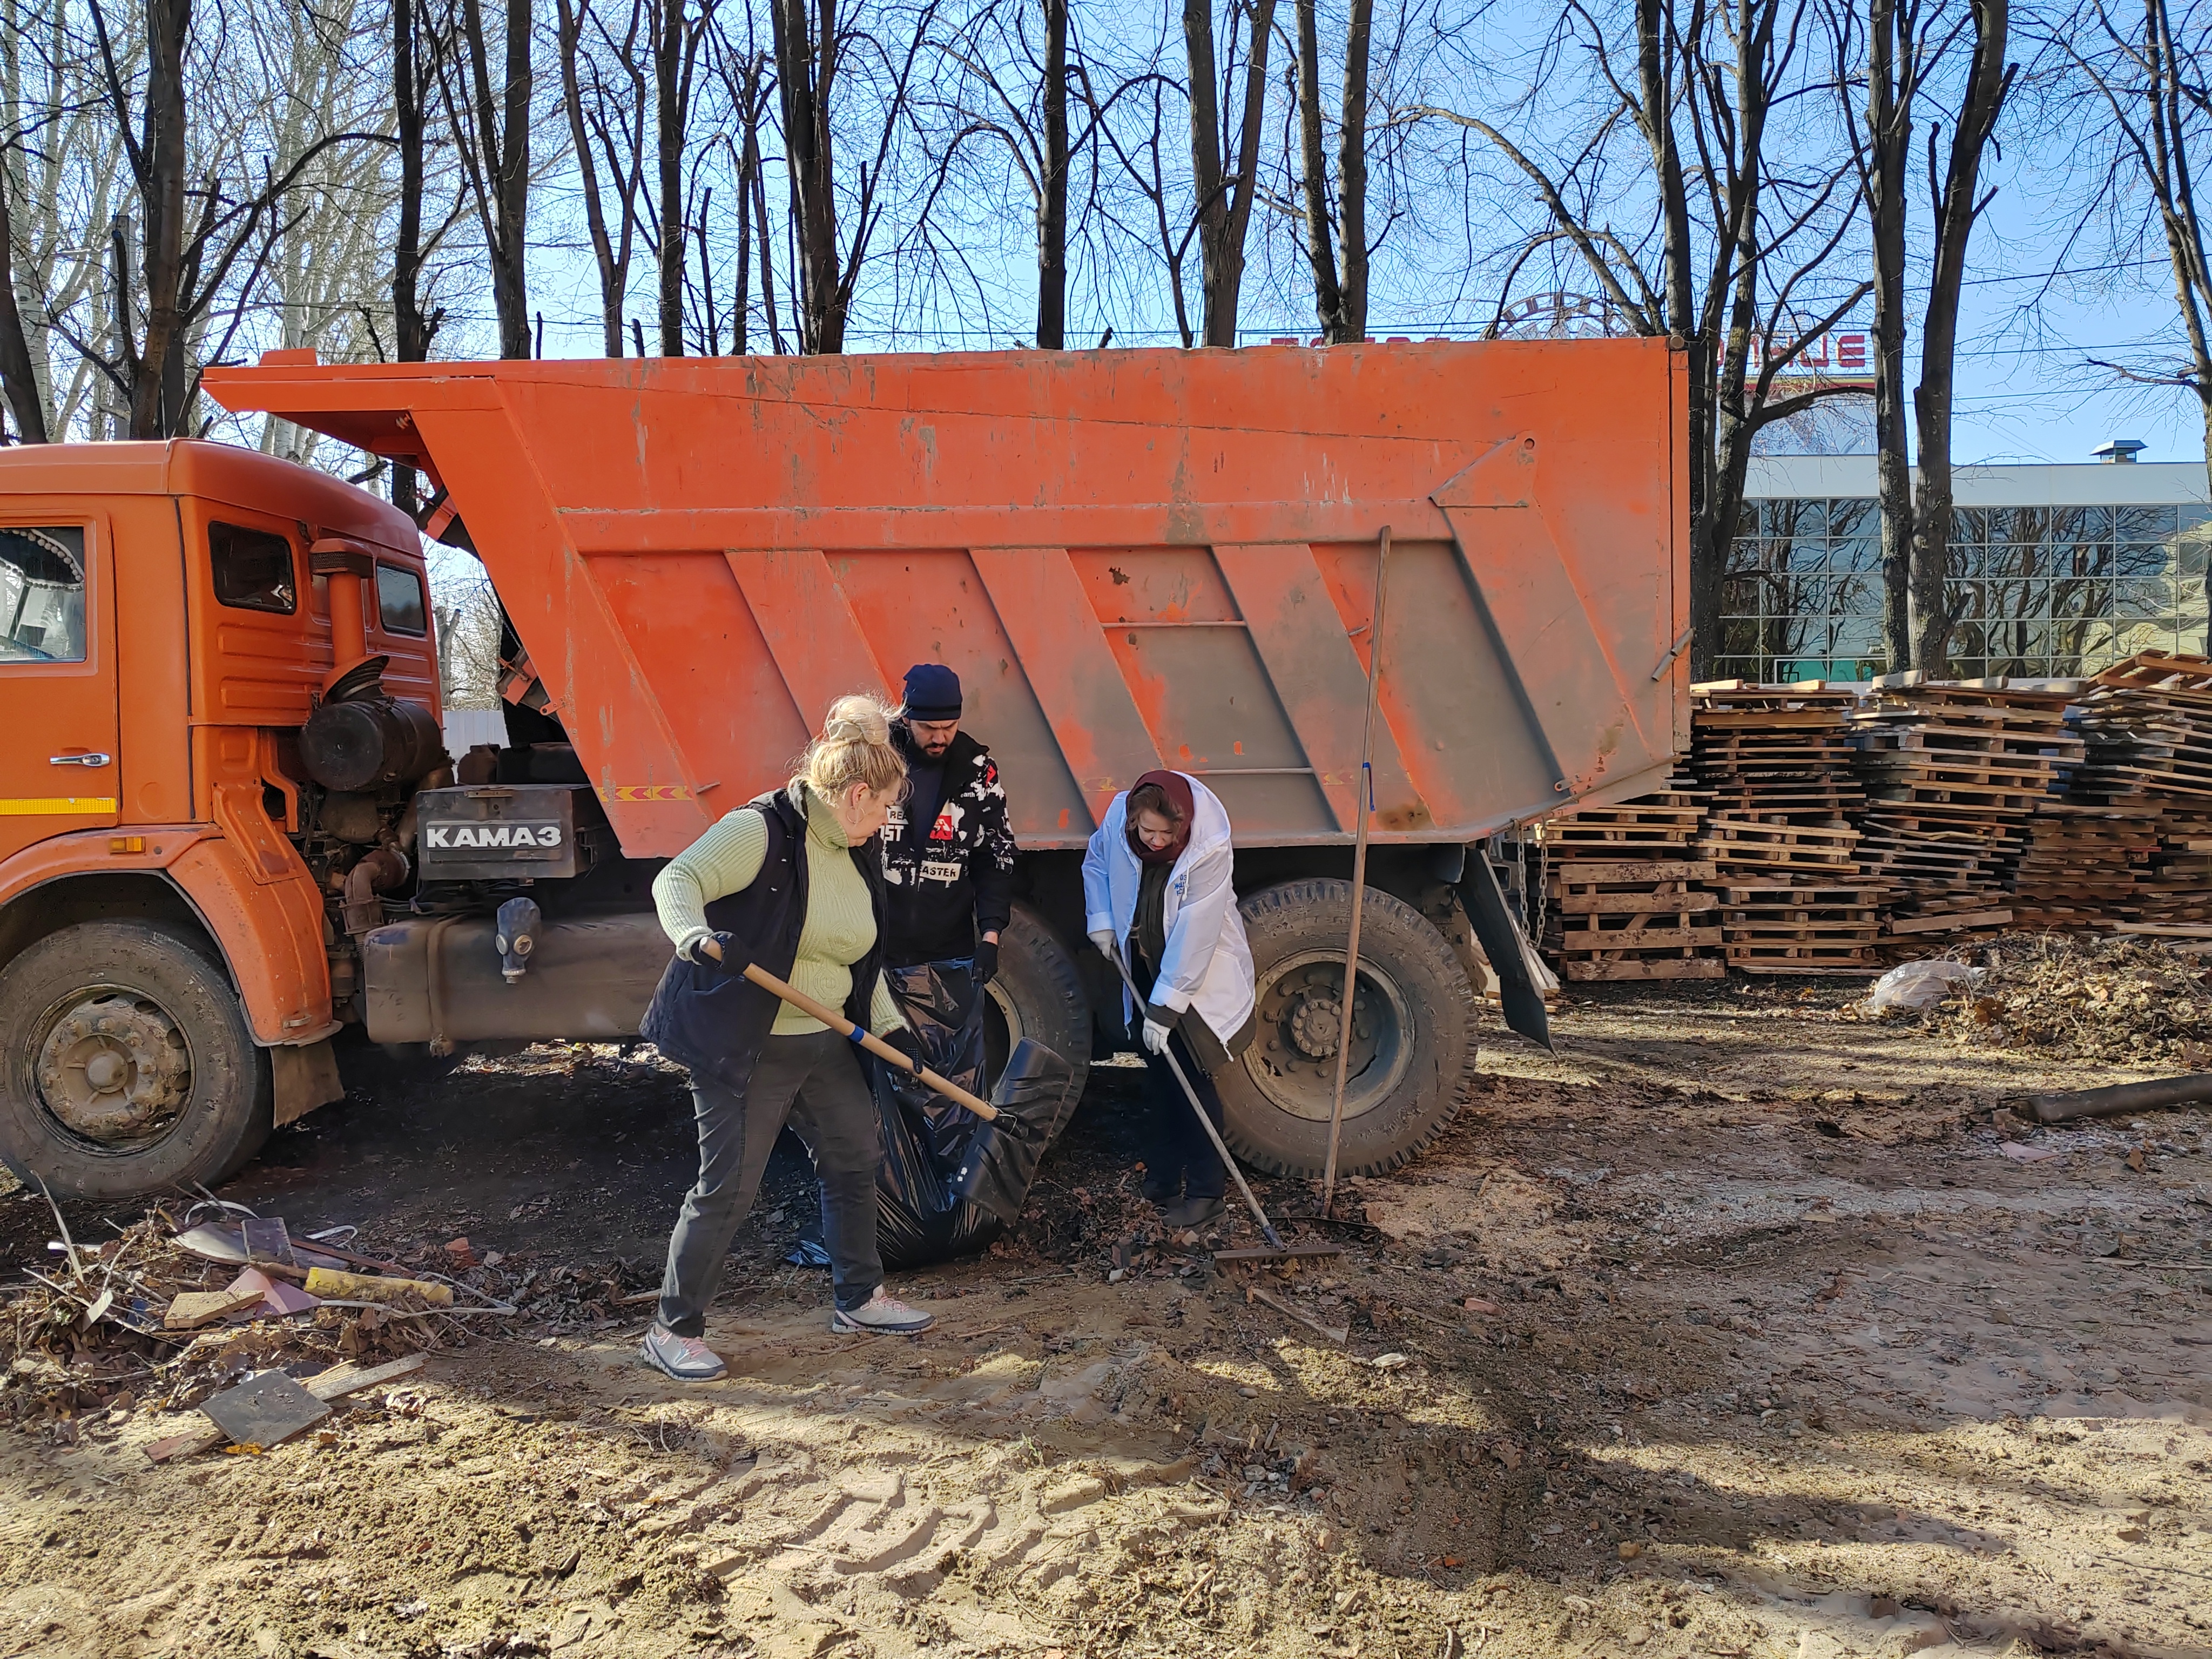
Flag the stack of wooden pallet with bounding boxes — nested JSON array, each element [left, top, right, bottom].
[[1849, 683, 2078, 953], [1535, 784, 1722, 981], [2006, 805, 2156, 930], [1690, 684, 1885, 974], [2067, 653, 2212, 939], [1690, 682, 1867, 819]]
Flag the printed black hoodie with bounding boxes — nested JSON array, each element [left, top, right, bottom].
[[880, 724, 1017, 965]]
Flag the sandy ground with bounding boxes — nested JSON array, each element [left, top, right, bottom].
[[2, 977, 2209, 1659]]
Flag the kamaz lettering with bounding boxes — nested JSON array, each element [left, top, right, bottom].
[[424, 823, 563, 850]]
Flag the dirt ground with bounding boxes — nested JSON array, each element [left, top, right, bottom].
[[2, 976, 2209, 1659]]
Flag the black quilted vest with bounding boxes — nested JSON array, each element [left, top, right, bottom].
[[640, 785, 888, 1093]]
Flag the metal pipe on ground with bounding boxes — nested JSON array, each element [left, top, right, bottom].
[[2006, 1072, 2212, 1125]]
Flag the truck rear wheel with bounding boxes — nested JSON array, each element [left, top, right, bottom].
[[0, 922, 274, 1199], [981, 903, 1090, 1108], [1219, 880, 1478, 1177]]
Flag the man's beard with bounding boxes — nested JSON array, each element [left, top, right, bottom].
[[920, 740, 952, 758]]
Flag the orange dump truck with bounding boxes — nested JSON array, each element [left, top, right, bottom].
[[0, 339, 1687, 1197]]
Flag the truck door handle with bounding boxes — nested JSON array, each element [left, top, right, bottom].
[[49, 752, 112, 767]]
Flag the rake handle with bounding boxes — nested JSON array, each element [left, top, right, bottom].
[[738, 961, 999, 1121]]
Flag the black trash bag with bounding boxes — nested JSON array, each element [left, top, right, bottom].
[[874, 1036, 1075, 1270], [879, 961, 989, 1163]]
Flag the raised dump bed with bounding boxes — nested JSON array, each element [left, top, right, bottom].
[[199, 338, 1687, 1178]]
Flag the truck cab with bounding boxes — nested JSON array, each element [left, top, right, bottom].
[[0, 441, 438, 1196]]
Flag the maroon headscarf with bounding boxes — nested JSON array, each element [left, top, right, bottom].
[[1124, 770, 1196, 866]]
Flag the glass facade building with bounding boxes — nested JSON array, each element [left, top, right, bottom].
[[1719, 457, 2212, 682]]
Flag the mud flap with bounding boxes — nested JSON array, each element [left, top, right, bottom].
[[1458, 852, 1554, 1050], [270, 1038, 345, 1127]]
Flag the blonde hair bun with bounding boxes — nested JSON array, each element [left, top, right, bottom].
[[799, 692, 905, 800]]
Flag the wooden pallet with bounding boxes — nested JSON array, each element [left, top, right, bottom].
[[1560, 957, 1729, 982], [1884, 907, 2013, 934], [1724, 940, 1880, 970], [1699, 818, 1860, 870]]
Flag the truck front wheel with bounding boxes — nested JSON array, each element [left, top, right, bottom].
[[1218, 880, 1478, 1177], [0, 922, 274, 1198]]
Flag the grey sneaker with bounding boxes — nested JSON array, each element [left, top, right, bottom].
[[830, 1291, 934, 1335], [640, 1322, 727, 1381], [1165, 1196, 1226, 1229]]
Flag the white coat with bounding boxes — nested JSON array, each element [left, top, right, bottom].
[[1081, 774, 1256, 1046]]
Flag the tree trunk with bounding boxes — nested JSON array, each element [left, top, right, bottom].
[[772, 0, 845, 353], [751, 106, 784, 353], [1185, 0, 1276, 347], [128, 0, 191, 439], [557, 0, 628, 357], [494, 0, 532, 361], [1037, 0, 1068, 348], [1633, 0, 1712, 672], [734, 63, 757, 354], [457, 0, 534, 360], [1295, 0, 1343, 340], [1296, 0, 1372, 343], [656, 0, 687, 355], [1337, 0, 1371, 341], [1866, 0, 1914, 670], [394, 0, 432, 507], [1908, 0, 2011, 676], [1182, 0, 1224, 341], [0, 158, 48, 442]]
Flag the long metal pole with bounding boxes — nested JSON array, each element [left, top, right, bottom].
[[1320, 526, 1391, 1219]]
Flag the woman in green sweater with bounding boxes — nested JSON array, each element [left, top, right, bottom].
[[638, 694, 933, 1382]]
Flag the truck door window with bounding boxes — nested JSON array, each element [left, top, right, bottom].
[[210, 521, 298, 613], [0, 526, 87, 663], [375, 562, 427, 636]]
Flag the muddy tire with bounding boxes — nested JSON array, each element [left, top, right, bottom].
[[0, 922, 273, 1199], [1218, 879, 1478, 1177], [981, 903, 1091, 1109]]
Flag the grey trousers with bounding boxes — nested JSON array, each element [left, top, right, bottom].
[[657, 1029, 883, 1334]]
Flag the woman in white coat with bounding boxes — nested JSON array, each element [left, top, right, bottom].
[[1082, 770, 1257, 1227]]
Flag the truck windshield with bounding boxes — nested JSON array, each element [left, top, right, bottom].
[[0, 527, 87, 663]]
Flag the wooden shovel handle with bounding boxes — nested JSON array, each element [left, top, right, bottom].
[[739, 962, 998, 1121]]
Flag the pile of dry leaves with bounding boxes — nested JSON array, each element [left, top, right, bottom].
[[1919, 932, 2212, 1063]]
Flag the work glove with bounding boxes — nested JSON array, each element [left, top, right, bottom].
[[1089, 928, 1118, 962], [695, 930, 744, 970], [1142, 1016, 1172, 1056], [973, 938, 999, 986]]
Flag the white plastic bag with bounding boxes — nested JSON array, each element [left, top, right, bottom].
[[1862, 958, 1981, 1014]]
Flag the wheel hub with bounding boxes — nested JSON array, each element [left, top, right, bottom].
[[35, 994, 192, 1145], [1249, 955, 1415, 1123], [1288, 993, 1343, 1058]]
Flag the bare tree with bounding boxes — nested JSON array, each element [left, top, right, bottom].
[[2065, 0, 2212, 595], [70, 0, 390, 437], [1294, 0, 1371, 342], [0, 132, 46, 440], [769, 0, 941, 352], [914, 0, 1140, 347], [655, 0, 713, 354], [1844, 0, 2014, 673], [712, 31, 783, 352], [1184, 0, 1276, 345], [393, 0, 448, 510], [558, 0, 650, 356], [5, 0, 132, 442], [441, 0, 533, 359], [1414, 0, 1870, 679]]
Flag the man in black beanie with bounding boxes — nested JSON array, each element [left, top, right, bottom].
[[882, 662, 1017, 1015]]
